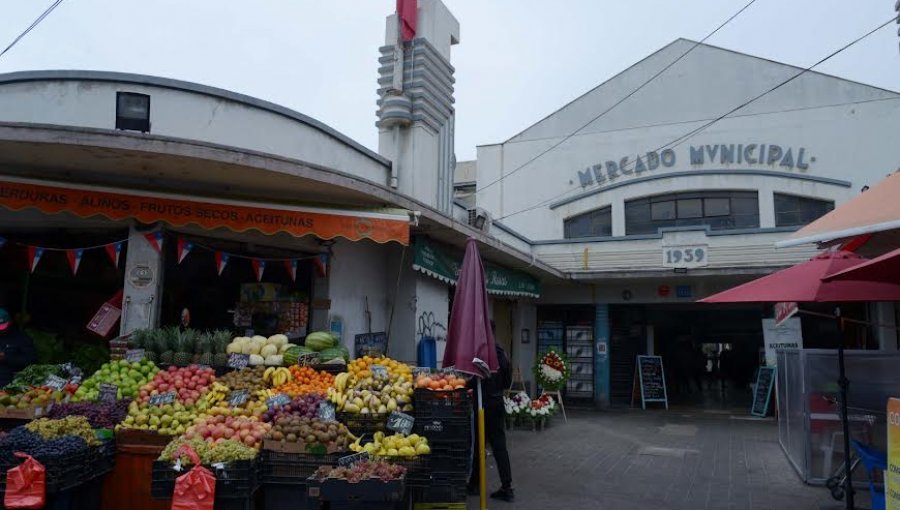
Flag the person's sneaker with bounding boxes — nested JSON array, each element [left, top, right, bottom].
[[490, 487, 515, 502]]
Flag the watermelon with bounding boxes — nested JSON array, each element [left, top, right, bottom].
[[305, 331, 337, 352], [319, 345, 349, 363]]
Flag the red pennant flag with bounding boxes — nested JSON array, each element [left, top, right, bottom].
[[397, 0, 417, 41], [177, 237, 193, 264], [66, 249, 84, 275], [314, 254, 327, 278], [27, 246, 44, 273], [105, 242, 122, 267], [215, 251, 229, 276], [284, 259, 298, 282], [251, 259, 266, 282], [144, 232, 163, 253]]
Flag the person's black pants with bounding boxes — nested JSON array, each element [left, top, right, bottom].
[[470, 398, 512, 489]]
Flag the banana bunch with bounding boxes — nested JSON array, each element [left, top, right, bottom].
[[206, 382, 229, 404], [255, 388, 275, 400], [263, 367, 292, 386], [327, 386, 348, 410], [334, 372, 351, 393]]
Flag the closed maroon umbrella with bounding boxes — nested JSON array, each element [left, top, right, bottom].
[[700, 249, 900, 510], [442, 238, 498, 510]]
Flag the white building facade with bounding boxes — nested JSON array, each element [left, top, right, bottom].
[[473, 39, 900, 407]]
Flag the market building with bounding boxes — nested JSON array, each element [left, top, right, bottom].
[[469, 38, 900, 408]]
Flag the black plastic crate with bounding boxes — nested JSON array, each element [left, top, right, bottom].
[[412, 389, 472, 419], [310, 477, 405, 503], [336, 412, 388, 437], [260, 450, 340, 483], [412, 416, 471, 443], [427, 442, 469, 474], [151, 459, 257, 500], [214, 495, 255, 510], [328, 502, 402, 510], [409, 482, 467, 504], [262, 482, 315, 510]]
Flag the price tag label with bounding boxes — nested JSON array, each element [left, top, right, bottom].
[[44, 375, 67, 391], [149, 392, 177, 406], [412, 367, 431, 378], [370, 365, 388, 378], [228, 389, 250, 407], [318, 402, 336, 422], [99, 383, 118, 403], [266, 394, 291, 408], [125, 349, 146, 363], [227, 353, 250, 369], [296, 352, 319, 367], [386, 411, 415, 435], [337, 451, 369, 467]]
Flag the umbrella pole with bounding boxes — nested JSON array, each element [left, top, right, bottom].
[[835, 313, 854, 510], [478, 379, 488, 510]]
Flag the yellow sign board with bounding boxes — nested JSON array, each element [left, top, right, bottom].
[[888, 398, 900, 509]]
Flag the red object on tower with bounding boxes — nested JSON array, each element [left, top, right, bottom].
[[397, 0, 417, 41]]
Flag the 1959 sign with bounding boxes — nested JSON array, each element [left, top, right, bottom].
[[662, 245, 708, 268]]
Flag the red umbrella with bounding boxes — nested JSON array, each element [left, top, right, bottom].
[[824, 247, 900, 284], [443, 238, 499, 375], [442, 238, 497, 510], [700, 250, 900, 303], [700, 249, 900, 510]]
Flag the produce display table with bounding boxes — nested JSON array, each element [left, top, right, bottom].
[[101, 443, 169, 510]]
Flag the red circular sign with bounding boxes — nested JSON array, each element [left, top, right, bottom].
[[658, 285, 671, 297]]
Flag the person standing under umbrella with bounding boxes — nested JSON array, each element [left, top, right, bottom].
[[468, 320, 514, 502]]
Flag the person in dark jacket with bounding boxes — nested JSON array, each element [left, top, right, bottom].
[[0, 308, 36, 388], [469, 321, 514, 502]]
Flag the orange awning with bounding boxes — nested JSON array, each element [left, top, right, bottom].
[[0, 176, 409, 245], [777, 172, 900, 248]]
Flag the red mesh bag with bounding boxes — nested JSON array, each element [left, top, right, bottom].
[[4, 452, 45, 509], [170, 445, 215, 510]]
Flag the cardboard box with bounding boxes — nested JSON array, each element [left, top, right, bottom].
[[0, 402, 53, 419]]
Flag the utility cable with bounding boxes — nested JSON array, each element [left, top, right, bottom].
[[476, 0, 760, 195], [0, 0, 67, 60], [497, 14, 899, 222]]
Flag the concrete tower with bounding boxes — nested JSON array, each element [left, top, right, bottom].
[[377, 0, 460, 213]]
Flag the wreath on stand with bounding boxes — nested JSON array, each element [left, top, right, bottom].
[[532, 348, 570, 392]]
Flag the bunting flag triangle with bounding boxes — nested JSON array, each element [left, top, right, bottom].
[[105, 242, 122, 268], [215, 251, 229, 276], [314, 254, 328, 277], [66, 249, 84, 275], [284, 259, 298, 282], [27, 246, 44, 273], [144, 232, 164, 253], [177, 237, 193, 264], [251, 259, 266, 282]]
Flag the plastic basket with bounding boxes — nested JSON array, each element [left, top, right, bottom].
[[262, 482, 314, 510], [336, 412, 389, 437], [310, 476, 405, 503], [412, 416, 471, 442], [260, 450, 341, 483], [151, 459, 257, 500], [409, 482, 468, 504], [412, 389, 472, 419]]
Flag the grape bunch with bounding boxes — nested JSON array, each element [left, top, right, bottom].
[[48, 400, 131, 429], [25, 416, 99, 446], [0, 428, 42, 462], [31, 436, 89, 461], [313, 460, 406, 482], [261, 394, 323, 423]]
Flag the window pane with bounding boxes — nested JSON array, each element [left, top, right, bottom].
[[650, 201, 675, 220], [564, 206, 612, 239], [677, 199, 703, 219], [704, 198, 730, 217], [774, 194, 834, 227]]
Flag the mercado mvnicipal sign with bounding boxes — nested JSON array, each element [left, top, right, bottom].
[[0, 176, 410, 245], [575, 143, 814, 189]]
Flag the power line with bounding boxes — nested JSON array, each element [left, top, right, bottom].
[[497, 14, 898, 222], [476, 0, 760, 196], [0, 0, 66, 61]]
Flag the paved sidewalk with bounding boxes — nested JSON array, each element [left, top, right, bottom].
[[470, 408, 865, 510]]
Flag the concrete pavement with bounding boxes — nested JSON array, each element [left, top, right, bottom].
[[470, 408, 870, 510]]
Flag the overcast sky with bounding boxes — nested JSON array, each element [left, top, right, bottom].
[[1, 0, 897, 161]]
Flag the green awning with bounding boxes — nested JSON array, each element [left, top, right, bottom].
[[412, 236, 541, 298]]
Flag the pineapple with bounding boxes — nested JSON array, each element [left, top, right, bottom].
[[133, 329, 158, 364], [158, 328, 175, 366], [196, 332, 213, 367], [212, 331, 231, 367], [173, 328, 195, 367]]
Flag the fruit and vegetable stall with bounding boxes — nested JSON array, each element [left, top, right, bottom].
[[0, 330, 473, 510]]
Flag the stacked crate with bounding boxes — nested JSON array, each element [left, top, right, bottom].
[[409, 388, 472, 506]]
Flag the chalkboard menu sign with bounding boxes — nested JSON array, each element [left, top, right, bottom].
[[751, 367, 776, 417], [634, 355, 668, 410]]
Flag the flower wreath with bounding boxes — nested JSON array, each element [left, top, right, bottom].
[[532, 348, 570, 392]]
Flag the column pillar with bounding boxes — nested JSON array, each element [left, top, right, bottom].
[[121, 225, 164, 335]]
